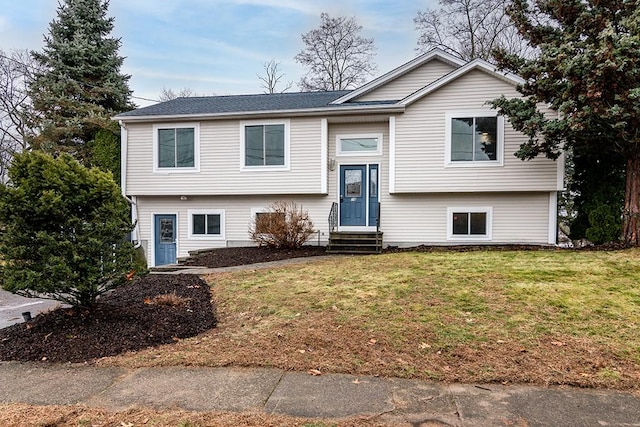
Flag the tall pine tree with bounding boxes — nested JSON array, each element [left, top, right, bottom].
[[491, 0, 640, 245], [28, 0, 133, 171]]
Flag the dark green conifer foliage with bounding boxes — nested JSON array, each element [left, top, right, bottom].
[[0, 151, 135, 308], [28, 0, 132, 168], [491, 0, 640, 245]]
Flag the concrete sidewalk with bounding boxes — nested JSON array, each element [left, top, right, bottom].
[[0, 362, 639, 426]]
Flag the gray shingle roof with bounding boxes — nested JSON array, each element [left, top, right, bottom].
[[117, 90, 356, 117]]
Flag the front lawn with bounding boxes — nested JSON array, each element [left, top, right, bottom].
[[99, 249, 640, 389]]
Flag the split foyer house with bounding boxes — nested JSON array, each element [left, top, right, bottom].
[[114, 49, 563, 267]]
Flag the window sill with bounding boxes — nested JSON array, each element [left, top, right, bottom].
[[154, 167, 200, 174], [444, 161, 503, 168], [447, 235, 492, 241], [336, 152, 383, 157], [240, 165, 290, 172]]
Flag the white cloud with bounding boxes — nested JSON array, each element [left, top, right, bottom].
[[127, 67, 254, 86], [227, 0, 322, 15]]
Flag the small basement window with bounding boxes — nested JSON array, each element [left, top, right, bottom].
[[188, 210, 224, 239], [447, 207, 492, 240]]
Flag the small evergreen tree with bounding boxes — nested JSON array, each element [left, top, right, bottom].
[[0, 151, 135, 308], [28, 0, 133, 168]]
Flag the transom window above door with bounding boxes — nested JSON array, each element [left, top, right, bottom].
[[241, 120, 290, 170], [336, 133, 383, 156]]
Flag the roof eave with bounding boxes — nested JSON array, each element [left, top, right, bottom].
[[112, 104, 405, 123]]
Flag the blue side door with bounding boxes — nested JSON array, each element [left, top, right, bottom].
[[154, 214, 176, 266], [340, 165, 367, 226]]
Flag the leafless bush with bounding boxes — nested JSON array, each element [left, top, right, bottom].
[[249, 201, 315, 248]]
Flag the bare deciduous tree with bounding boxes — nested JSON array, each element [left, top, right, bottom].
[[0, 49, 37, 180], [295, 13, 377, 91], [414, 0, 532, 61], [158, 87, 200, 102], [258, 59, 292, 94]]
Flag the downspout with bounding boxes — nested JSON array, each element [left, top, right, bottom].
[[119, 120, 127, 197], [119, 120, 141, 248]]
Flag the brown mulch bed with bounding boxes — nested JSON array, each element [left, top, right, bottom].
[[0, 243, 625, 365], [180, 245, 329, 268], [0, 275, 215, 363]]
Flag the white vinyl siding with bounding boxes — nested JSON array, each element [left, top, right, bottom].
[[379, 192, 551, 246], [126, 117, 324, 195], [393, 69, 559, 193], [133, 191, 552, 262], [355, 59, 457, 102]]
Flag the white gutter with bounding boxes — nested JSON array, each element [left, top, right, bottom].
[[119, 120, 141, 249], [129, 195, 141, 248], [112, 104, 405, 124]]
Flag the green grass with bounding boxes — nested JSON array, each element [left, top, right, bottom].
[[214, 249, 640, 363]]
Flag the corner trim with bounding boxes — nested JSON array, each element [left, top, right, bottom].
[[549, 191, 558, 245], [389, 116, 396, 193], [321, 118, 328, 194]]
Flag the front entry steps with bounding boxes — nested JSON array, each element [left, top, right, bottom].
[[327, 231, 383, 254]]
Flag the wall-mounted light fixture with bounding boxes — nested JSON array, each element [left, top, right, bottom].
[[328, 158, 336, 171]]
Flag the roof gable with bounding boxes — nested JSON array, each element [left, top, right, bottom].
[[330, 48, 466, 105], [400, 59, 525, 106]]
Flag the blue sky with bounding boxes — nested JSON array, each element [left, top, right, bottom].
[[0, 0, 437, 106]]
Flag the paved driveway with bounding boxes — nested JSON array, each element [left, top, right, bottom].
[[0, 289, 63, 329]]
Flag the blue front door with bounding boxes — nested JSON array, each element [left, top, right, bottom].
[[340, 165, 367, 226], [154, 214, 176, 266]]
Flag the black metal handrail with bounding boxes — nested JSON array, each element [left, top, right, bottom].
[[376, 202, 381, 232], [328, 202, 338, 232]]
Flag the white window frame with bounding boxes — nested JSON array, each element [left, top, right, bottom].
[[249, 206, 279, 236], [447, 207, 493, 241], [240, 119, 290, 171], [444, 111, 504, 167], [153, 122, 200, 174], [187, 209, 225, 240], [336, 133, 383, 157]]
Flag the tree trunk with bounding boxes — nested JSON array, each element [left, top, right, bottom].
[[623, 155, 640, 245]]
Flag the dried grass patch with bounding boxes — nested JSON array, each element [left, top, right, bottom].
[[99, 250, 640, 389], [0, 403, 390, 427]]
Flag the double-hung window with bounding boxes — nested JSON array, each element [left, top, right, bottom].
[[445, 112, 503, 166], [241, 120, 289, 169], [154, 123, 199, 172], [188, 210, 224, 239], [447, 207, 492, 240]]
